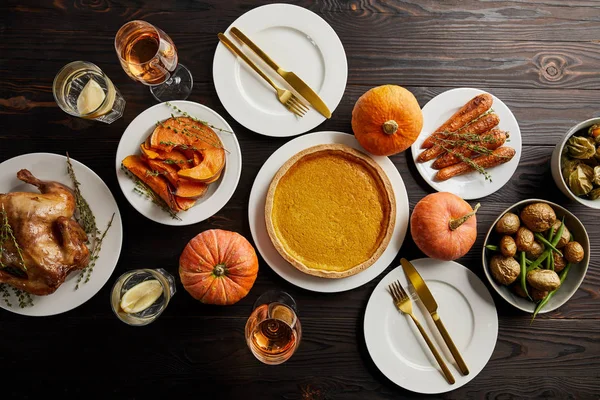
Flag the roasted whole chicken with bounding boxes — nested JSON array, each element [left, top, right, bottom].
[[0, 169, 89, 295]]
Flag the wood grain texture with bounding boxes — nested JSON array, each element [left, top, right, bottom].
[[1, 0, 600, 398]]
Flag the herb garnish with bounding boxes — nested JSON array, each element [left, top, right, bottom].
[[0, 205, 32, 308], [165, 102, 232, 134], [67, 154, 114, 289], [122, 165, 181, 221]]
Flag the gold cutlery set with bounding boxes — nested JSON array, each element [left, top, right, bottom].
[[218, 28, 331, 119], [389, 258, 469, 384]]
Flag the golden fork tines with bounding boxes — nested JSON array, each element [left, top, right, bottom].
[[217, 32, 309, 118], [389, 280, 455, 385]]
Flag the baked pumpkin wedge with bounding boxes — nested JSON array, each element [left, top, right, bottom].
[[177, 147, 225, 182], [145, 158, 208, 199], [140, 143, 192, 169], [150, 116, 223, 153], [122, 155, 180, 211]]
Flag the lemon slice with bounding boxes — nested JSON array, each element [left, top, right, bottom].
[[269, 303, 296, 326], [120, 280, 163, 314], [77, 78, 106, 115]]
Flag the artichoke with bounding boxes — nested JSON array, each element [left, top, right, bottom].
[[595, 146, 600, 161], [567, 164, 594, 196], [594, 166, 600, 186], [589, 188, 600, 200], [566, 136, 596, 159], [588, 124, 600, 145]]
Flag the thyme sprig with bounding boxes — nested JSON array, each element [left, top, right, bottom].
[[122, 165, 181, 221], [165, 101, 233, 134], [67, 155, 114, 289], [66, 154, 98, 240], [0, 204, 27, 271], [435, 141, 492, 181], [76, 213, 114, 289], [159, 141, 198, 151]]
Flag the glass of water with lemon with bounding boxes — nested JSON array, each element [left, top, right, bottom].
[[110, 268, 176, 326], [53, 61, 125, 124]]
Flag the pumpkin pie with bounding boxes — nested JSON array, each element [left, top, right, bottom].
[[265, 144, 396, 278]]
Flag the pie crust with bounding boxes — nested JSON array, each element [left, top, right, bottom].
[[264, 144, 396, 279]]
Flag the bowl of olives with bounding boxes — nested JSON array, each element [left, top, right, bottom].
[[551, 117, 600, 209], [482, 199, 590, 317]]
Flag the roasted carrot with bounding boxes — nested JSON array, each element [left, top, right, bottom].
[[431, 129, 507, 169], [416, 112, 500, 163], [434, 146, 516, 181], [421, 93, 493, 149]]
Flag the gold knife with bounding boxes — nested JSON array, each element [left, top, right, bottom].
[[229, 27, 331, 119], [400, 258, 470, 376]]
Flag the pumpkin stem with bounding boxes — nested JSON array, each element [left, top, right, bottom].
[[449, 203, 480, 231], [382, 120, 399, 135], [213, 264, 227, 277]]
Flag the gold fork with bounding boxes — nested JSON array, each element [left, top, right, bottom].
[[389, 280, 455, 384], [217, 33, 309, 118]]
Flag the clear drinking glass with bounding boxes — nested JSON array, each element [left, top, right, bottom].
[[53, 61, 125, 124], [110, 268, 176, 326], [114, 20, 193, 101], [245, 290, 302, 365]]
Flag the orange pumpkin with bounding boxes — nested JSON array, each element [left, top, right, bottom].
[[410, 192, 479, 261], [179, 229, 258, 305], [351, 85, 423, 156]]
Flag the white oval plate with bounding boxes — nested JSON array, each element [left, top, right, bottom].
[[248, 131, 409, 292], [364, 258, 498, 394], [410, 87, 522, 200], [213, 3, 348, 137], [115, 101, 242, 226], [0, 153, 123, 316]]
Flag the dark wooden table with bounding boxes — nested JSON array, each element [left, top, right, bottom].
[[1, 1, 599, 398]]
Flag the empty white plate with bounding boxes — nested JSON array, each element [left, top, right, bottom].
[[213, 3, 347, 137], [364, 258, 498, 394], [410, 87, 522, 200]]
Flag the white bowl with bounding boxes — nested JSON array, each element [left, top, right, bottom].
[[551, 117, 600, 210], [482, 199, 590, 314]]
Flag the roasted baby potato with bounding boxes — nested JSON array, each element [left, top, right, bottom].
[[490, 255, 520, 285], [520, 203, 557, 232], [500, 235, 517, 257], [515, 227, 535, 252], [527, 269, 561, 291], [495, 212, 520, 235]]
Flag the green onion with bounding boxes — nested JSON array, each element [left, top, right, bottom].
[[485, 244, 498, 251]]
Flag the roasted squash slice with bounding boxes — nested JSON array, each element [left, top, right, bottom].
[[150, 117, 224, 153], [122, 155, 181, 211], [177, 147, 226, 182], [140, 143, 192, 169], [145, 158, 208, 199], [174, 196, 196, 211]]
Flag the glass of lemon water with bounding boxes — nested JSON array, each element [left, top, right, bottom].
[[53, 61, 126, 124], [110, 268, 176, 326]]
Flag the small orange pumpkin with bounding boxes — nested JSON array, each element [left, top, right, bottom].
[[351, 85, 423, 156], [179, 229, 258, 305], [410, 192, 479, 261]]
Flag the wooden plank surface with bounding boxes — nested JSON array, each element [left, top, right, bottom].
[[1, 0, 599, 399]]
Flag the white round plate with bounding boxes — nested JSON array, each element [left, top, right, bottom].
[[115, 101, 242, 226], [364, 258, 498, 394], [213, 3, 348, 137], [0, 153, 123, 316], [411, 87, 522, 200], [248, 131, 409, 292]]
